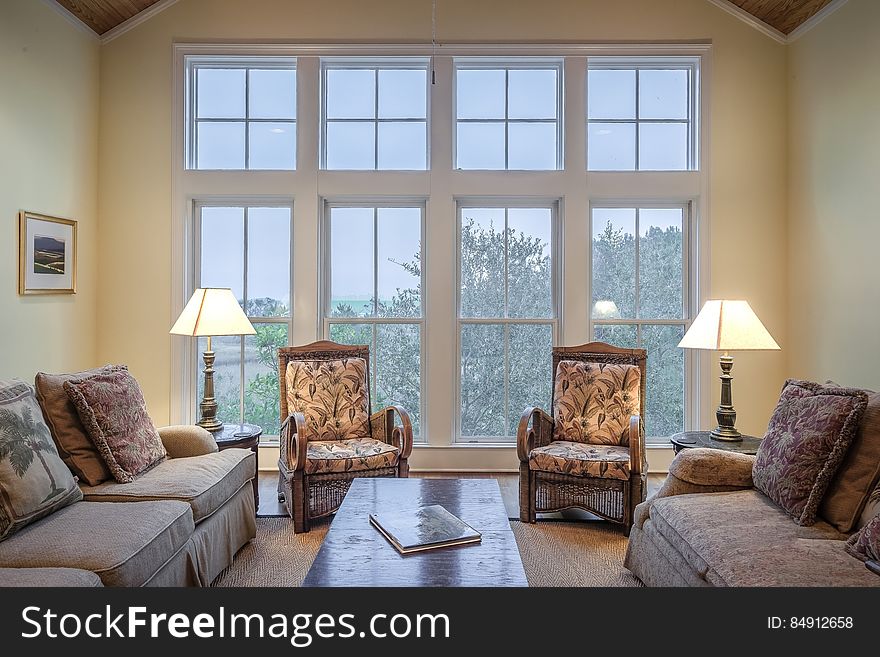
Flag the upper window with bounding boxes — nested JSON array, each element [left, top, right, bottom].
[[455, 60, 562, 170], [321, 59, 429, 170], [187, 57, 297, 170], [587, 58, 697, 171]]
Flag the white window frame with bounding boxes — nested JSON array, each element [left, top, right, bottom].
[[321, 199, 428, 441], [185, 55, 298, 171], [588, 200, 694, 443], [455, 199, 561, 443], [320, 57, 431, 171], [586, 56, 700, 171], [172, 43, 711, 471], [453, 57, 565, 171], [190, 198, 294, 438]]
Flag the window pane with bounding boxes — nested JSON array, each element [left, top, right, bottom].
[[587, 69, 635, 119], [249, 69, 296, 119], [456, 122, 505, 169], [639, 69, 688, 120], [197, 335, 242, 424], [377, 122, 427, 170], [246, 207, 291, 317], [201, 207, 244, 303], [326, 121, 375, 169], [460, 208, 505, 318], [460, 323, 505, 437], [197, 122, 245, 169], [639, 209, 684, 319], [244, 323, 288, 436], [330, 207, 374, 317], [642, 324, 685, 438], [376, 323, 421, 436], [456, 69, 505, 119], [591, 208, 636, 319], [508, 69, 557, 119], [593, 324, 638, 349], [507, 323, 553, 436], [639, 123, 688, 170], [197, 68, 245, 119], [248, 122, 296, 170], [377, 208, 421, 318], [587, 122, 635, 171], [378, 69, 427, 119], [507, 208, 552, 318], [326, 69, 375, 119], [508, 122, 557, 170]]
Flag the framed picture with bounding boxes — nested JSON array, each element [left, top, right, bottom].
[[18, 211, 77, 295]]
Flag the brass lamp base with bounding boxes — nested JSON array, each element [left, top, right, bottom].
[[197, 344, 223, 433], [711, 353, 743, 442]]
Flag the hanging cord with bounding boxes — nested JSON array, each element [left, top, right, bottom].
[[431, 0, 437, 85]]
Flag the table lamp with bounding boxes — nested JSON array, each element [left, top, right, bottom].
[[678, 300, 780, 441], [170, 288, 255, 432]]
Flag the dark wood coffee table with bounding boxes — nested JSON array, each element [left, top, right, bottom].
[[302, 478, 528, 587]]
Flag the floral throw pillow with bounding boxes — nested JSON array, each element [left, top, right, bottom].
[[753, 379, 868, 526], [286, 358, 371, 441], [845, 514, 880, 564], [63, 370, 167, 483], [552, 360, 640, 446], [0, 379, 82, 541]]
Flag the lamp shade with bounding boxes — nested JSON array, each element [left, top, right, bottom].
[[678, 300, 780, 351], [170, 288, 256, 337]]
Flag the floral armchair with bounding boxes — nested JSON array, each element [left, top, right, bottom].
[[517, 342, 647, 533], [277, 341, 413, 533]]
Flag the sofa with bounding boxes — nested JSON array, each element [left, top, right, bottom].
[[625, 448, 880, 586]]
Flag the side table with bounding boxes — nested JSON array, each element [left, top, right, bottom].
[[669, 430, 762, 455], [212, 423, 262, 512]]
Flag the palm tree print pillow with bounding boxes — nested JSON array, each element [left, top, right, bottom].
[[286, 358, 371, 441], [0, 379, 82, 541], [552, 360, 641, 446]]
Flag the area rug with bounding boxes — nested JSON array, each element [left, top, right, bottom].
[[213, 518, 642, 587]]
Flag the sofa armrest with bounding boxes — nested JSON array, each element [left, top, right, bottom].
[[157, 425, 218, 458], [670, 448, 755, 487]]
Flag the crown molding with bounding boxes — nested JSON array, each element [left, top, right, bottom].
[[42, 0, 99, 42], [101, 0, 182, 44], [787, 0, 849, 42], [706, 0, 849, 45]]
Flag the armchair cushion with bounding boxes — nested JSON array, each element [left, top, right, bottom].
[[285, 358, 371, 441], [528, 440, 630, 480], [552, 360, 640, 446], [304, 438, 399, 475]]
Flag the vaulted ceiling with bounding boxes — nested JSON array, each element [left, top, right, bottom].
[[53, 0, 839, 39]]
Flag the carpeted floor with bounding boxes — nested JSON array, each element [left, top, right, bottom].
[[213, 517, 642, 587]]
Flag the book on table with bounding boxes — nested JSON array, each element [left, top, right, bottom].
[[369, 504, 482, 554]]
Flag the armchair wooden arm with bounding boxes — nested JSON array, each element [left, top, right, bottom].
[[628, 414, 643, 476], [370, 406, 414, 459], [516, 407, 554, 462], [280, 412, 308, 471]]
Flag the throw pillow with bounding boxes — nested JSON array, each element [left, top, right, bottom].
[[753, 379, 868, 526], [286, 358, 370, 441], [819, 386, 880, 532], [844, 514, 880, 563], [552, 360, 641, 446], [0, 379, 82, 541], [63, 369, 167, 483], [34, 365, 126, 486]]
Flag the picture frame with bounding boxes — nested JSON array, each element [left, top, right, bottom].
[[18, 211, 77, 295]]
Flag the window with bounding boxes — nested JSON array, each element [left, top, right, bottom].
[[325, 204, 424, 437], [322, 60, 428, 170], [455, 60, 562, 170], [195, 202, 293, 437], [590, 205, 689, 441], [458, 204, 557, 441], [587, 59, 697, 171], [188, 58, 296, 170]]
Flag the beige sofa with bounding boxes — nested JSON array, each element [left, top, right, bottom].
[[0, 425, 256, 587], [625, 448, 879, 586]]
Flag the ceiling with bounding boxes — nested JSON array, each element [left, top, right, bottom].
[[54, 0, 839, 40]]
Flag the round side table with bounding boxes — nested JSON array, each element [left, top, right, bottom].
[[212, 423, 262, 512], [670, 430, 762, 455]]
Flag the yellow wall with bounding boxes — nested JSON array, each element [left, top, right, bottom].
[[787, 0, 880, 390], [0, 0, 100, 380], [96, 0, 789, 437]]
